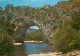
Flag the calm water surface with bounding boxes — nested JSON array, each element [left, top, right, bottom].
[[15, 42, 53, 55]]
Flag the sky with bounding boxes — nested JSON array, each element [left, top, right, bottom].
[[0, 0, 66, 29], [0, 0, 63, 10], [30, 26, 39, 29]]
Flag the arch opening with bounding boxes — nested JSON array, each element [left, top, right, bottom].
[[24, 25, 48, 42]]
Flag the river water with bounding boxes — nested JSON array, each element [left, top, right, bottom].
[[14, 42, 53, 56]]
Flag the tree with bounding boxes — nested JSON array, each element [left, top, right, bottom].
[[51, 20, 80, 53], [0, 26, 15, 56], [0, 14, 15, 56], [71, 11, 80, 32]]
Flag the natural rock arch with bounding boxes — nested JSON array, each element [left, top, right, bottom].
[[0, 0, 79, 42], [2, 4, 55, 41]]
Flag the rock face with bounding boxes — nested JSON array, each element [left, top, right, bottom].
[[0, 0, 80, 41]]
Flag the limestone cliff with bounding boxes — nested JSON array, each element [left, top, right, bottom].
[[0, 0, 80, 40]]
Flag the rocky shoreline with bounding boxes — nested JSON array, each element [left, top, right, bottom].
[[13, 41, 43, 45], [13, 43, 22, 45], [28, 50, 80, 56], [28, 52, 62, 56]]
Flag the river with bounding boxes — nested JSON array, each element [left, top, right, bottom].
[[14, 42, 53, 56]]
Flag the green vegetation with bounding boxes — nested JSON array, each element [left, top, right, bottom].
[[0, 14, 15, 56], [50, 0, 80, 53], [0, 36, 15, 56], [25, 30, 48, 42], [0, 0, 80, 55], [71, 12, 80, 31], [51, 20, 80, 53], [51, 11, 80, 53]]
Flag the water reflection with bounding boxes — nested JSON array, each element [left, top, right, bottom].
[[25, 43, 48, 54], [14, 44, 27, 56]]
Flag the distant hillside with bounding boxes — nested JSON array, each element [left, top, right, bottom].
[[26, 28, 38, 34], [25, 30, 48, 42]]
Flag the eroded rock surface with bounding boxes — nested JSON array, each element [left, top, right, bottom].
[[0, 0, 80, 41]]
